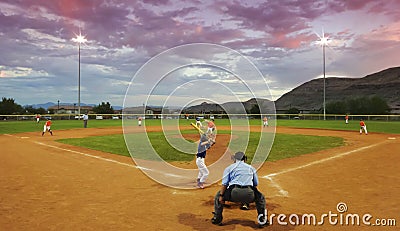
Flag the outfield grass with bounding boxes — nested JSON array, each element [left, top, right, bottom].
[[57, 131, 344, 162], [0, 120, 122, 134], [1, 118, 398, 134], [276, 119, 400, 134]]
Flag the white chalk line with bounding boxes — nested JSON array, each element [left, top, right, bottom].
[[264, 176, 289, 197], [3, 134, 30, 139], [33, 141, 186, 179], [262, 140, 389, 197]]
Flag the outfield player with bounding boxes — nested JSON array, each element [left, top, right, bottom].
[[211, 151, 268, 227], [138, 116, 142, 126], [195, 117, 202, 128], [262, 116, 268, 127], [35, 114, 41, 123], [42, 118, 53, 136], [196, 133, 214, 189], [359, 119, 368, 135], [345, 114, 349, 124]]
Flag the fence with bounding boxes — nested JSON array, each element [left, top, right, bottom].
[[1, 114, 400, 121]]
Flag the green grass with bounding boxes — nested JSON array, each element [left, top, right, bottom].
[[266, 134, 343, 161], [58, 132, 194, 161], [277, 119, 400, 134], [0, 120, 122, 134], [56, 131, 344, 162], [0, 118, 165, 134], [2, 118, 398, 134]]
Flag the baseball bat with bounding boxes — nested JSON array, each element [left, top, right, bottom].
[[191, 122, 204, 134]]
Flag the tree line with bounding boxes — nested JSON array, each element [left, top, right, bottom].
[[0, 97, 46, 115], [285, 96, 391, 115], [0, 97, 115, 115]]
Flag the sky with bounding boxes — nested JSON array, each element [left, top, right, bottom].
[[0, 0, 399, 107]]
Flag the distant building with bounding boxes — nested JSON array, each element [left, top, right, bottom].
[[123, 105, 167, 118], [48, 105, 93, 114]]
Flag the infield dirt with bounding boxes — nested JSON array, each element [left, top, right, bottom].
[[1, 125, 399, 230]]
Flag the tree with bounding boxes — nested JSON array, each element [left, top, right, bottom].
[[249, 104, 261, 118], [286, 107, 300, 114], [326, 96, 390, 115], [368, 96, 390, 114], [347, 96, 391, 115], [93, 102, 114, 114], [24, 105, 46, 115], [0, 97, 23, 115], [326, 101, 346, 114]]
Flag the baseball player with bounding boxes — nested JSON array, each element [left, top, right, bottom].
[[196, 133, 215, 189], [345, 114, 349, 124], [138, 116, 142, 126], [262, 116, 268, 127], [35, 114, 41, 123], [206, 119, 216, 134], [211, 151, 268, 227], [42, 118, 53, 136], [195, 117, 202, 128], [359, 119, 368, 135]]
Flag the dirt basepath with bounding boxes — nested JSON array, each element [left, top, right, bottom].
[[0, 126, 399, 230]]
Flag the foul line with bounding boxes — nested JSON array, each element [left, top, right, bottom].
[[262, 140, 389, 197], [264, 140, 388, 179], [33, 141, 186, 179], [264, 176, 289, 197]]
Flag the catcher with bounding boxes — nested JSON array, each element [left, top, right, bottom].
[[211, 151, 268, 227]]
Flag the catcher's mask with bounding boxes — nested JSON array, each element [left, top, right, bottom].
[[232, 151, 247, 162]]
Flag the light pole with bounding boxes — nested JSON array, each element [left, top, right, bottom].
[[72, 33, 87, 120], [317, 32, 329, 120]]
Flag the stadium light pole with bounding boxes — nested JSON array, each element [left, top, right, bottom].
[[317, 32, 329, 120], [72, 33, 87, 120]]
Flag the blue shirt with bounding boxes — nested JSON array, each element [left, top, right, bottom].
[[222, 161, 258, 187], [197, 135, 210, 158]]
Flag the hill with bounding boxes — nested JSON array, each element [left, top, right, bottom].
[[183, 98, 274, 114], [275, 67, 400, 113]]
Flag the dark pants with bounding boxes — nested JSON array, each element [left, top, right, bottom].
[[214, 185, 266, 218], [83, 120, 88, 128]]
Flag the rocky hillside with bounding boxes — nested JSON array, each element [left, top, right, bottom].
[[184, 98, 274, 114], [275, 67, 400, 112]]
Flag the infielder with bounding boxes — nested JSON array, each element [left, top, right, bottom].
[[42, 118, 53, 136], [359, 119, 368, 135], [211, 151, 268, 227], [138, 116, 142, 126], [206, 119, 216, 134]]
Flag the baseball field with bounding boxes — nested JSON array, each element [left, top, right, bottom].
[[1, 119, 399, 230]]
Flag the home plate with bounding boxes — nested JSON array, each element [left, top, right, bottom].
[[388, 137, 396, 140]]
